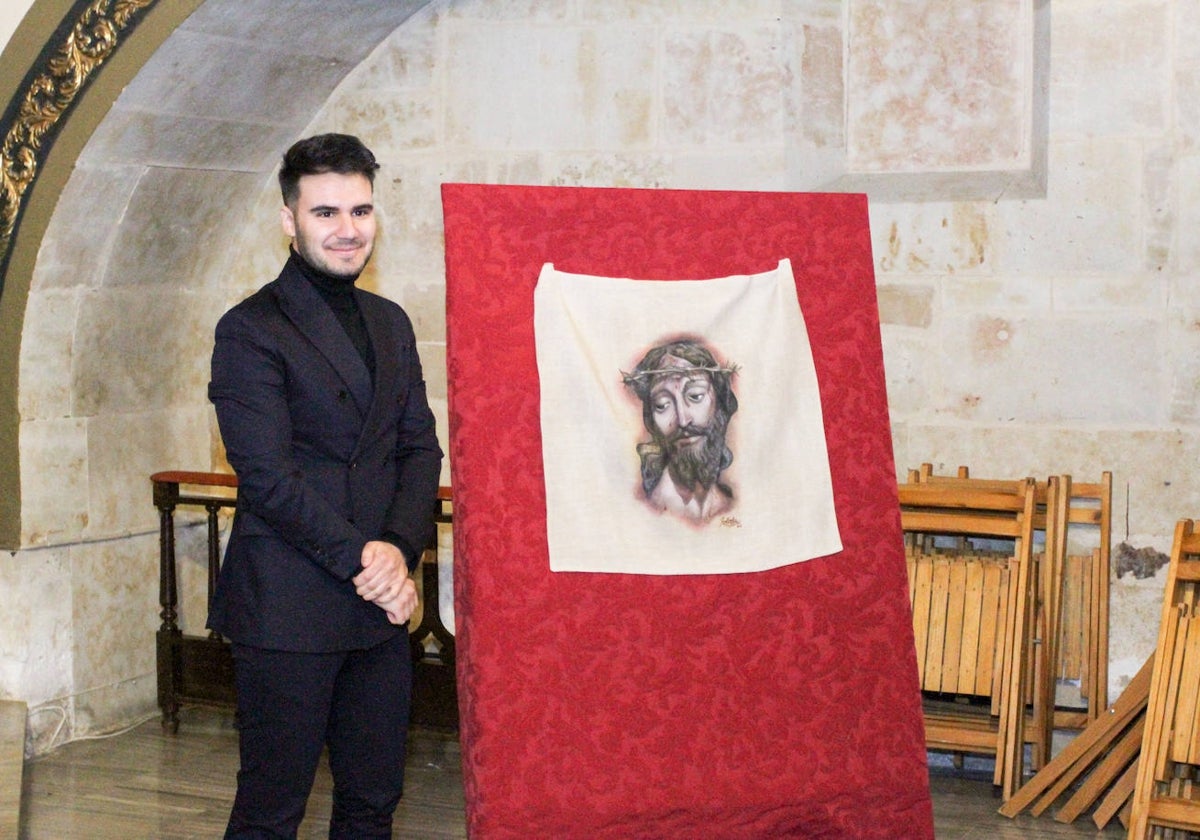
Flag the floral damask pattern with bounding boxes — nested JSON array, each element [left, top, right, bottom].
[[443, 184, 934, 839]]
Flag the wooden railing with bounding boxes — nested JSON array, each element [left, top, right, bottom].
[[152, 471, 457, 732]]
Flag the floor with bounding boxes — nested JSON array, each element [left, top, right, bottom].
[[17, 707, 1129, 839]]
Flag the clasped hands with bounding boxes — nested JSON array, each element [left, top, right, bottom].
[[354, 540, 418, 625]]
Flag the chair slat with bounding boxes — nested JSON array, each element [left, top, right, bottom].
[[958, 561, 984, 695]]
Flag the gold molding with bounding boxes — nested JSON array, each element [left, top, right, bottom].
[[0, 0, 156, 284]]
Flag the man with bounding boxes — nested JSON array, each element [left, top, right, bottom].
[[622, 337, 738, 523], [208, 133, 443, 839]]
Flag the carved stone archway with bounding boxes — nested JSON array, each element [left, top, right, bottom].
[[0, 0, 435, 547]]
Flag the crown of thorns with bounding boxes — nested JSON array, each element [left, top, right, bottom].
[[621, 362, 739, 386]]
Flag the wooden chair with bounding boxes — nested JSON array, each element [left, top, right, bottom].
[[910, 467, 1113, 747], [1055, 472, 1112, 730], [907, 466, 1066, 772], [899, 479, 1039, 800], [998, 655, 1151, 826], [1033, 474, 1070, 767], [1128, 518, 1200, 838]]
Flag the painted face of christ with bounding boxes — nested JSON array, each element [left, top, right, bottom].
[[647, 358, 728, 491], [623, 339, 738, 523]]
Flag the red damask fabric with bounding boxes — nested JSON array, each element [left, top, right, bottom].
[[442, 184, 933, 839]]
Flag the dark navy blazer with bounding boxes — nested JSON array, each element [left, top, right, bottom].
[[207, 254, 443, 652]]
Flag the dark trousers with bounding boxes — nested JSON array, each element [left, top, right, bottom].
[[224, 633, 412, 840]]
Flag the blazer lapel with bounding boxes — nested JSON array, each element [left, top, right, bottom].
[[274, 265, 374, 417], [355, 290, 397, 447]]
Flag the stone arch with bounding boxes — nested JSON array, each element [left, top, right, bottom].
[[1, 0, 436, 548]]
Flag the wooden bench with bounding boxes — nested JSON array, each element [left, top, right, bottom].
[[152, 471, 457, 732]]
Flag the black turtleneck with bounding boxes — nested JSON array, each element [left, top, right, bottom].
[[289, 249, 375, 379]]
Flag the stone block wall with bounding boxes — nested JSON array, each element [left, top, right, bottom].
[[4, 0, 1194, 750]]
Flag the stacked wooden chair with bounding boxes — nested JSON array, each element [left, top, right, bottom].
[[908, 468, 1113, 745], [899, 476, 1039, 800], [903, 465, 1114, 799], [997, 655, 1151, 828], [1055, 472, 1113, 731], [907, 467, 1062, 774], [1128, 518, 1200, 838]]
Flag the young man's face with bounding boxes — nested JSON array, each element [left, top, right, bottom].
[[280, 171, 376, 279]]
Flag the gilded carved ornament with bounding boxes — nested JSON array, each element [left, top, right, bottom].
[[0, 0, 156, 284]]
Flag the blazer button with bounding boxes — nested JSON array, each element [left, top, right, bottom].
[[337, 390, 349, 401]]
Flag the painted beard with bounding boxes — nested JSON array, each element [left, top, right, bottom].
[[662, 412, 730, 491]]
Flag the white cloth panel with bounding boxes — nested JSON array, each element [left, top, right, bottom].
[[534, 259, 842, 574]]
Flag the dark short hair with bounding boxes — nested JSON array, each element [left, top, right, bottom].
[[278, 133, 380, 207]]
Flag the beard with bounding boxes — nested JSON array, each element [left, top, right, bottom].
[[293, 227, 373, 281], [663, 414, 730, 491]]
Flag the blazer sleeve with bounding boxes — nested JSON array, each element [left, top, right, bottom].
[[380, 315, 444, 569], [209, 301, 368, 581]]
